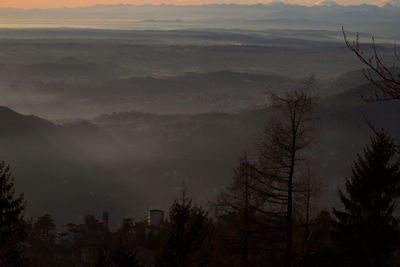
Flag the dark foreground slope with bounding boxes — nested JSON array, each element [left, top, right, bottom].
[[0, 107, 147, 226]]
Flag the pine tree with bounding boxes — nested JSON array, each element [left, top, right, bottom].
[[0, 161, 27, 266], [119, 218, 135, 235], [34, 214, 55, 241], [333, 130, 400, 266], [111, 238, 142, 267], [95, 237, 143, 267], [157, 189, 213, 267]]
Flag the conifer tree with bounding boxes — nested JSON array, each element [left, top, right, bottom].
[[111, 238, 142, 267], [157, 189, 213, 267], [0, 161, 27, 266], [333, 130, 400, 266], [95, 238, 143, 267], [34, 214, 55, 241]]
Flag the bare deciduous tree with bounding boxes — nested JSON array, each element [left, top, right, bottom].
[[250, 79, 317, 267], [343, 27, 400, 101], [215, 79, 317, 266], [215, 155, 261, 267]]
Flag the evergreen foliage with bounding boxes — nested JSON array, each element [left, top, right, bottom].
[[333, 130, 400, 266], [34, 214, 55, 240], [0, 161, 27, 266], [157, 191, 213, 267]]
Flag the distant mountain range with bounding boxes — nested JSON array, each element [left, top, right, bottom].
[[0, 3, 398, 36], [0, 31, 376, 119], [23, 57, 130, 82]]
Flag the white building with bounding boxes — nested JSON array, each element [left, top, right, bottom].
[[148, 209, 164, 227]]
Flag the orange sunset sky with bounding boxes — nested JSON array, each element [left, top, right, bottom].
[[0, 0, 383, 9]]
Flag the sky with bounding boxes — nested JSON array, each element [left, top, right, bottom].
[[0, 0, 386, 9]]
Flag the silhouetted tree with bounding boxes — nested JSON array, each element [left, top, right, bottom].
[[157, 189, 213, 267], [119, 218, 135, 235], [300, 211, 336, 267], [0, 161, 27, 266], [112, 238, 142, 267], [215, 155, 263, 266], [333, 130, 400, 266], [115, 218, 136, 249], [250, 82, 316, 266], [27, 214, 61, 266], [343, 28, 400, 101], [295, 164, 319, 253], [34, 214, 55, 241], [95, 236, 142, 267]]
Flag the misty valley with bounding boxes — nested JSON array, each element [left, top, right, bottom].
[[0, 3, 400, 265]]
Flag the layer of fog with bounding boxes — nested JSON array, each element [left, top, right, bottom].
[[0, 28, 397, 228]]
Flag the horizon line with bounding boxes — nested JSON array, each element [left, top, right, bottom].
[[0, 2, 394, 11]]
